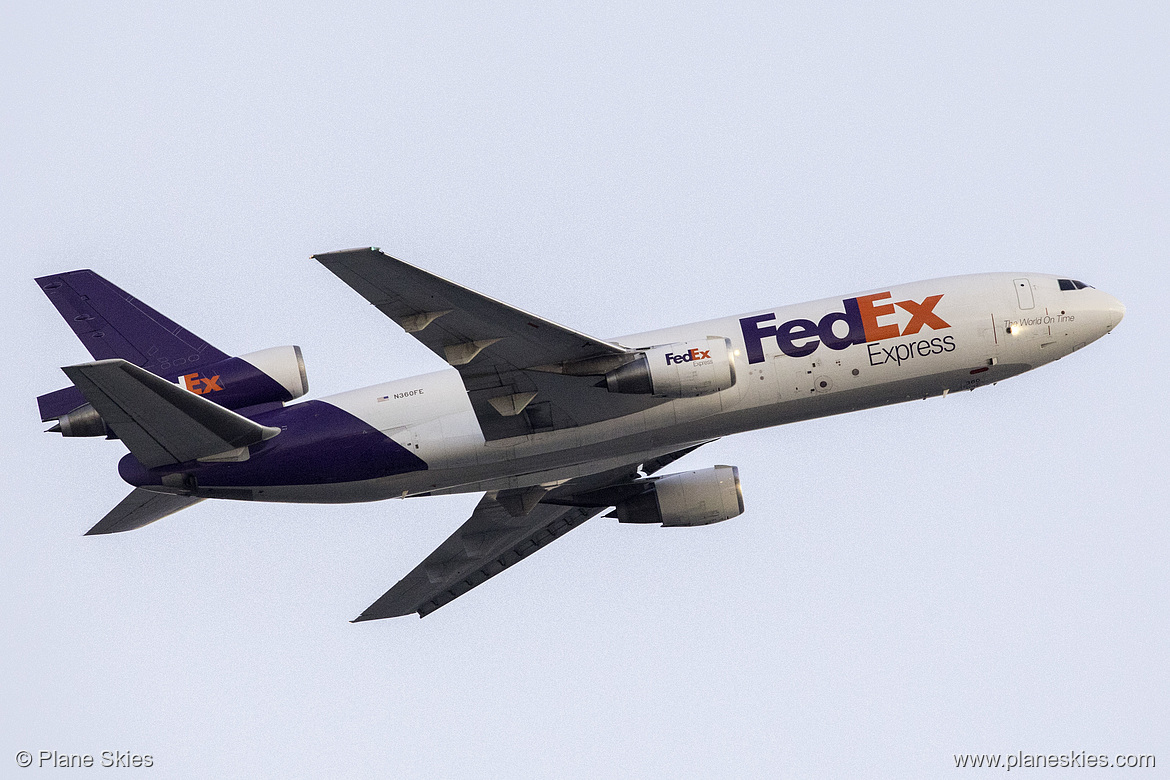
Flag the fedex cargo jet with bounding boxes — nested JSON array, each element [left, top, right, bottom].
[[37, 249, 1125, 619]]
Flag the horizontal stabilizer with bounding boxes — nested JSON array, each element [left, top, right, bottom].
[[62, 359, 280, 469], [87, 488, 205, 535], [38, 385, 87, 422]]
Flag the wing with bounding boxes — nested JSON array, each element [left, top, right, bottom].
[[354, 497, 605, 621], [354, 443, 710, 620], [314, 248, 665, 440]]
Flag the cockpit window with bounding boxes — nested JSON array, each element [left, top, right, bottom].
[[1058, 279, 1093, 291]]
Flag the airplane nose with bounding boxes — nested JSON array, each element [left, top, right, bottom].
[[1104, 294, 1126, 330]]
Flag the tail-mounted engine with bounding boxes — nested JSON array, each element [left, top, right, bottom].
[[179, 345, 309, 410], [604, 337, 736, 397], [611, 465, 744, 527]]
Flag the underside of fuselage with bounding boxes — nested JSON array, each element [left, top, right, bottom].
[[128, 357, 1038, 505]]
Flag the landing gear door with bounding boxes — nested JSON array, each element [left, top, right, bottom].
[[773, 354, 813, 399]]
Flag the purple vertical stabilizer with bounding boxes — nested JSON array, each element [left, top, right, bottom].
[[37, 270, 233, 421], [35, 270, 229, 372]]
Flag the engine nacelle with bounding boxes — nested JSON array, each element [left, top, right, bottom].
[[613, 465, 744, 527], [605, 337, 736, 397], [52, 403, 109, 438], [183, 345, 309, 410]]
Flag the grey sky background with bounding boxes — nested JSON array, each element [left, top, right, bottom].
[[2, 2, 1167, 777]]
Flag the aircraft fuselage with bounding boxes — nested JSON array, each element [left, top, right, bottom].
[[118, 272, 1123, 503]]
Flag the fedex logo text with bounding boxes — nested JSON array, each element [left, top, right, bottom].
[[181, 372, 223, 394], [666, 348, 712, 365], [739, 292, 949, 364]]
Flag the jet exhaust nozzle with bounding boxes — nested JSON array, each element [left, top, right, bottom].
[[51, 403, 109, 437]]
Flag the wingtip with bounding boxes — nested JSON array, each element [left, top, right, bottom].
[[83, 524, 119, 536], [312, 247, 381, 262], [350, 608, 423, 622]]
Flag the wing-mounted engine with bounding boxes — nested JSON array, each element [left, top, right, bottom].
[[577, 465, 743, 527], [604, 337, 736, 397]]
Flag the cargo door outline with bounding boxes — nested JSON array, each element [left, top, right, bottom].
[[1014, 278, 1035, 310]]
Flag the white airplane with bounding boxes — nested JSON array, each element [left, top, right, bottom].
[[37, 249, 1125, 619]]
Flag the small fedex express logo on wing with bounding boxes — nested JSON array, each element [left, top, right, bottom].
[[739, 292, 950, 364], [665, 347, 712, 365], [180, 372, 223, 394]]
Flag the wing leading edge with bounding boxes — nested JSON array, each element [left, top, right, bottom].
[[355, 444, 711, 620]]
